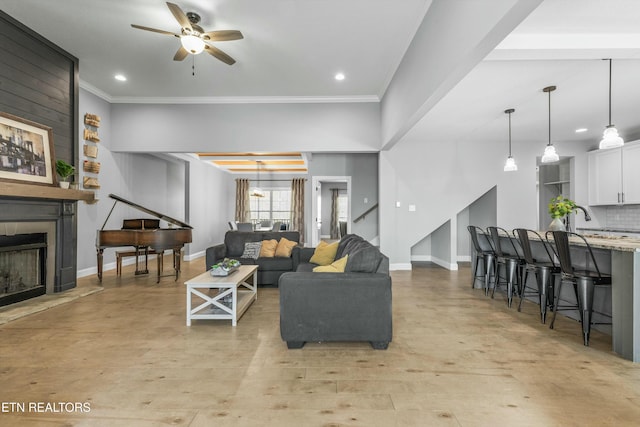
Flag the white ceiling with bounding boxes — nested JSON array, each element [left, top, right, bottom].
[[3, 0, 640, 151]]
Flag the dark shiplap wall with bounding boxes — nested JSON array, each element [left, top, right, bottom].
[[0, 11, 78, 164]]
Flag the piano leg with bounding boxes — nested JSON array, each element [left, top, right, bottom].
[[97, 249, 104, 282], [134, 247, 149, 275]]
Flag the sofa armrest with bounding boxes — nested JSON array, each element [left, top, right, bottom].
[[205, 243, 227, 270]]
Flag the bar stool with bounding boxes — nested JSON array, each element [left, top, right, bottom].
[[487, 226, 523, 308], [513, 229, 560, 323], [467, 225, 495, 293], [548, 231, 612, 346]]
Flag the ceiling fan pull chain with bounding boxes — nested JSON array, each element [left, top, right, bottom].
[[192, 55, 196, 76]]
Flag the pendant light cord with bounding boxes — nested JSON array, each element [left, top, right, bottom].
[[548, 88, 551, 146], [608, 58, 612, 126], [508, 111, 512, 156]]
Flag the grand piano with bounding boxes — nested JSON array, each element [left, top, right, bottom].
[[96, 194, 193, 282]]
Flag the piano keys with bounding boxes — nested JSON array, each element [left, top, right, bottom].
[[96, 194, 193, 282]]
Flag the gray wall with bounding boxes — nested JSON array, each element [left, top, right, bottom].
[[307, 153, 379, 243], [110, 102, 381, 153], [77, 89, 233, 275]]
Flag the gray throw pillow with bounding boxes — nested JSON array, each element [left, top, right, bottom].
[[241, 242, 262, 260], [345, 245, 382, 273]]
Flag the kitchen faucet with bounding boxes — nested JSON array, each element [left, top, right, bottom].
[[565, 205, 592, 232]]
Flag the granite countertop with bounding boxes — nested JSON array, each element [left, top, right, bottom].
[[577, 227, 640, 234], [530, 230, 640, 252]]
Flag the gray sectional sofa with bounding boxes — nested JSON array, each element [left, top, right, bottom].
[[205, 231, 300, 286], [279, 234, 392, 349]]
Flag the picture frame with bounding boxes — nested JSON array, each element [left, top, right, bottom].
[[0, 112, 57, 186]]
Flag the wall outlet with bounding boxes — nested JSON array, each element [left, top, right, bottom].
[[364, 197, 368, 204]]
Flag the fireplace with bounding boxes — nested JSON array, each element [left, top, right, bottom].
[[0, 233, 46, 306]]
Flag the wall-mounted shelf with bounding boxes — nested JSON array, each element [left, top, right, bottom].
[[543, 180, 570, 186], [0, 182, 96, 203]]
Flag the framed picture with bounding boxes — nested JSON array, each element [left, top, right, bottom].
[[0, 112, 57, 186]]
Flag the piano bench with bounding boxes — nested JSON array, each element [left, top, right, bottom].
[[116, 249, 159, 276]]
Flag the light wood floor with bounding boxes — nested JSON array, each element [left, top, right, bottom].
[[1, 257, 640, 426]]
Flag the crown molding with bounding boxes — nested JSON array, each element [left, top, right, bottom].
[[109, 95, 380, 104], [79, 80, 113, 102]]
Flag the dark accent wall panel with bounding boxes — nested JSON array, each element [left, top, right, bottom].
[[0, 11, 78, 164]]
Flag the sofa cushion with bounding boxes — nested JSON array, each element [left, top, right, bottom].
[[309, 240, 339, 265], [296, 263, 317, 273], [259, 239, 278, 257], [236, 257, 257, 266], [241, 242, 262, 260], [275, 237, 297, 257], [345, 243, 382, 273], [313, 255, 348, 273], [256, 257, 294, 271]]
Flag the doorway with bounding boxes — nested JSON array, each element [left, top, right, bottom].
[[311, 176, 351, 247]]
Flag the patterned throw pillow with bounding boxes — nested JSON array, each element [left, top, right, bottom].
[[313, 255, 348, 273], [241, 242, 262, 260], [275, 237, 298, 257], [259, 239, 278, 258]]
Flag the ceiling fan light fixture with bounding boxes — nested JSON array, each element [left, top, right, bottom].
[[181, 34, 205, 54]]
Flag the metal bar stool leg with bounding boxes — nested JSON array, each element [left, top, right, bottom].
[[485, 254, 495, 296], [537, 266, 551, 324], [549, 277, 566, 330], [576, 277, 595, 346]]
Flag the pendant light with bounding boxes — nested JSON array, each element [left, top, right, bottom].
[[503, 108, 517, 171], [251, 160, 265, 198], [599, 58, 624, 149], [541, 85, 560, 163]]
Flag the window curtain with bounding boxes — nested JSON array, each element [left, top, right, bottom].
[[291, 178, 305, 244], [235, 178, 250, 222], [330, 188, 340, 239]]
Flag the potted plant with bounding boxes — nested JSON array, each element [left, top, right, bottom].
[[55, 159, 75, 189], [548, 196, 576, 231]]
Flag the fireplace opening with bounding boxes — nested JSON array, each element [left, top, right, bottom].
[[0, 233, 46, 307]]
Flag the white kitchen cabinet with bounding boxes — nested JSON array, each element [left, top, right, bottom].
[[622, 143, 640, 204], [588, 140, 640, 205]]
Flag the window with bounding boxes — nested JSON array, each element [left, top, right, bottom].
[[337, 194, 348, 221], [250, 189, 291, 224]]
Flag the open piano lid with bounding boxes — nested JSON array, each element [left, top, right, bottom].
[[104, 194, 193, 229]]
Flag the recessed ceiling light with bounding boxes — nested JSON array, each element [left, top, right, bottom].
[[575, 128, 588, 133], [114, 74, 127, 82], [334, 72, 345, 81]]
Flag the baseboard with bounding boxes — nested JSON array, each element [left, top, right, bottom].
[[431, 256, 459, 271], [410, 255, 430, 262], [457, 255, 471, 262], [77, 266, 99, 278], [184, 250, 204, 262], [390, 263, 412, 271]]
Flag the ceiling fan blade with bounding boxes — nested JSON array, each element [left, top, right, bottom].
[[204, 45, 236, 65], [203, 30, 244, 42], [166, 2, 192, 30], [131, 24, 179, 37], [173, 46, 189, 61]]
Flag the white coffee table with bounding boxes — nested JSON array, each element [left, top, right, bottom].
[[185, 264, 258, 326]]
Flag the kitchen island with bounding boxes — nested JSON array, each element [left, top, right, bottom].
[[492, 231, 640, 362]]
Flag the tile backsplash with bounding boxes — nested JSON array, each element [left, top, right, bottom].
[[604, 205, 640, 230]]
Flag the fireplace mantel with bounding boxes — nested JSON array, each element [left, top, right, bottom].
[[0, 182, 95, 203]]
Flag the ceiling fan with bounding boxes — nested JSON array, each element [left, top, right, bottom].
[[131, 2, 243, 65]]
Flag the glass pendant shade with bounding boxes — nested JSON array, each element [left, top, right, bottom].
[[541, 144, 559, 163], [504, 156, 517, 171], [251, 160, 265, 197], [181, 35, 205, 54], [599, 125, 624, 149]]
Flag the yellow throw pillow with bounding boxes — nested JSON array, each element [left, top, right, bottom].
[[259, 239, 278, 258], [313, 255, 348, 273], [309, 240, 339, 266], [275, 237, 297, 257]]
